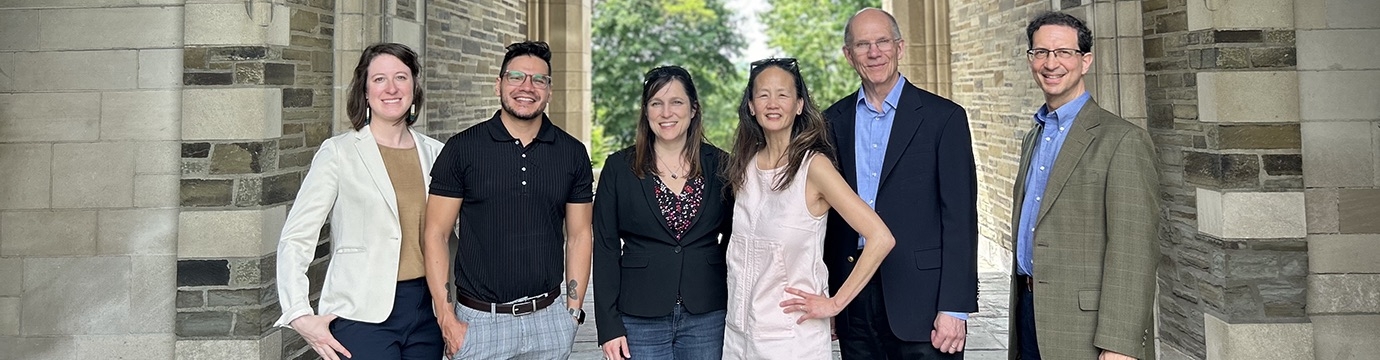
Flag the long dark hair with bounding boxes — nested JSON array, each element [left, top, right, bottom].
[[726, 58, 835, 194], [632, 65, 706, 179], [346, 43, 424, 131]]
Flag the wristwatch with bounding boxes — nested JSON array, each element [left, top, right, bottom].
[[569, 308, 586, 325]]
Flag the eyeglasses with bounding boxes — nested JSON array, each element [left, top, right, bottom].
[[750, 57, 798, 71], [501, 70, 552, 89], [1026, 48, 1085, 60], [850, 38, 899, 53]]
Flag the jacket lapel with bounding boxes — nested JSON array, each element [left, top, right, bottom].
[[353, 126, 399, 220], [830, 94, 859, 187], [1034, 101, 1102, 226], [411, 130, 437, 192], [638, 170, 677, 242], [879, 81, 925, 185]]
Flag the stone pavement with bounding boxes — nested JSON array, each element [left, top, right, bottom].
[[569, 260, 1011, 359]]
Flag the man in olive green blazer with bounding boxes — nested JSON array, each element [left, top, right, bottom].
[[1009, 12, 1160, 360]]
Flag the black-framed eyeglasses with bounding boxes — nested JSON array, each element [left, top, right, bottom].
[[501, 70, 552, 89], [850, 38, 899, 53], [1026, 48, 1085, 60], [750, 57, 798, 71]]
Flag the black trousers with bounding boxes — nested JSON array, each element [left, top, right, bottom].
[[1015, 275, 1042, 360], [330, 278, 445, 359], [836, 275, 962, 360]]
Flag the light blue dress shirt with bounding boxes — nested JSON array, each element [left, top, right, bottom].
[[1016, 92, 1092, 276], [852, 75, 967, 321]]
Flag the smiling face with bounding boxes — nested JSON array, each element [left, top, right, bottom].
[[844, 9, 904, 92], [1029, 24, 1093, 110], [748, 66, 805, 135], [495, 55, 551, 121], [645, 79, 696, 145], [365, 54, 414, 123]]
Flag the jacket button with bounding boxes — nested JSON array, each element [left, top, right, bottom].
[[674, 246, 682, 254], [847, 256, 856, 263]]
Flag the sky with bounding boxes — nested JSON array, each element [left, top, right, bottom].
[[723, 1, 777, 63]]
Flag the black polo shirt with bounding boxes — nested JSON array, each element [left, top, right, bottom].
[[429, 111, 594, 303]]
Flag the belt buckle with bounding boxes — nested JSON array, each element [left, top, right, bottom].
[[510, 299, 538, 316]]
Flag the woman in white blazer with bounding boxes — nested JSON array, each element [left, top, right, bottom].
[[275, 43, 446, 360]]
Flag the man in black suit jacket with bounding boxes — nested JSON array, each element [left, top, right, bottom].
[[823, 8, 979, 359]]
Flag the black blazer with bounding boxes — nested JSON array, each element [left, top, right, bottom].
[[822, 80, 979, 342], [592, 144, 733, 344]]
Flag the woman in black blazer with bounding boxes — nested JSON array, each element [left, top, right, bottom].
[[594, 65, 733, 360]]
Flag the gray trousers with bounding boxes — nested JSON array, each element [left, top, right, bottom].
[[451, 301, 578, 360]]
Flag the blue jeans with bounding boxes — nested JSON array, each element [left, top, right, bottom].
[[622, 303, 726, 360]]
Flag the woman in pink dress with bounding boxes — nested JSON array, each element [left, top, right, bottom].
[[720, 58, 896, 359]]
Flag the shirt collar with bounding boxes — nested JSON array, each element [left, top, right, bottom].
[[484, 110, 557, 143], [855, 74, 907, 112], [1034, 91, 1091, 128]]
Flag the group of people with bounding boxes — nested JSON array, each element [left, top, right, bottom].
[[274, 7, 1160, 360]]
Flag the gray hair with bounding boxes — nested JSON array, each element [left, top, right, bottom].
[[843, 8, 903, 47]]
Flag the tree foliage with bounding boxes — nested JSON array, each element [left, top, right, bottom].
[[591, 0, 744, 166], [761, 0, 880, 106]]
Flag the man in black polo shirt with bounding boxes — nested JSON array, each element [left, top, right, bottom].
[[421, 41, 594, 359]]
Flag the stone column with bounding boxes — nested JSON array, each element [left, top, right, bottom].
[[1296, 0, 1380, 358], [539, 0, 593, 144], [176, 0, 335, 358], [888, 0, 953, 98], [0, 2, 182, 358]]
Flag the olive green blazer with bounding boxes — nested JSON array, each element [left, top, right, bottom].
[[1008, 100, 1160, 360]]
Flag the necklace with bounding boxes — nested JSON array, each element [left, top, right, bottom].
[[657, 156, 688, 179]]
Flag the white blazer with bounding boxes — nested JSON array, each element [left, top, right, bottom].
[[275, 125, 446, 327]]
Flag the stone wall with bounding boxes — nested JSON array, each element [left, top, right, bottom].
[[424, 0, 532, 139], [0, 1, 183, 358]]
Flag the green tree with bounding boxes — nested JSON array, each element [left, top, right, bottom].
[[761, 0, 880, 105], [592, 0, 744, 166]]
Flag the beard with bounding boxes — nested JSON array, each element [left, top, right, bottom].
[[500, 96, 545, 121]]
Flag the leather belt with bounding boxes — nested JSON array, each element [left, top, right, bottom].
[[1016, 274, 1034, 292], [457, 288, 561, 316]]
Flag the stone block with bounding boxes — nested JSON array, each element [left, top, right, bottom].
[[9, 50, 138, 91], [185, 2, 289, 46], [1203, 313, 1313, 360], [74, 334, 175, 359], [1262, 154, 1302, 175], [261, 172, 301, 205], [1196, 189, 1306, 239], [1311, 315, 1380, 359], [139, 49, 183, 89], [1115, 1, 1143, 37], [51, 143, 135, 208], [130, 256, 175, 333], [134, 174, 180, 208], [184, 71, 234, 86], [1295, 0, 1380, 29], [264, 63, 295, 85], [1301, 121, 1374, 187], [1187, 0, 1293, 31], [1184, 151, 1259, 188], [1309, 274, 1380, 313], [176, 259, 229, 287], [282, 88, 313, 108], [1306, 188, 1340, 233], [1309, 234, 1380, 274], [1339, 189, 1380, 234], [178, 290, 204, 308], [98, 209, 176, 256], [182, 88, 284, 141], [1299, 30, 1380, 71], [175, 339, 264, 360], [336, 14, 367, 52], [39, 7, 181, 50], [0, 211, 97, 256], [177, 206, 285, 258], [1213, 30, 1263, 43], [100, 90, 179, 141], [1214, 124, 1300, 150], [0, 258, 19, 296], [1198, 71, 1299, 122], [1117, 37, 1145, 74], [0, 144, 51, 210], [180, 179, 234, 207], [183, 143, 212, 158], [1249, 47, 1296, 68], [0, 10, 39, 51], [1300, 70, 1380, 121], [175, 310, 233, 337], [0, 93, 100, 142], [0, 297, 16, 335], [136, 141, 182, 175], [22, 256, 131, 335]]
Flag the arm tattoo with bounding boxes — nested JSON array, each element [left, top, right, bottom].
[[566, 280, 578, 300]]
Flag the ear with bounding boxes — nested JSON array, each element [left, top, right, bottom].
[[794, 98, 804, 115], [1079, 52, 1094, 75], [493, 77, 502, 97]]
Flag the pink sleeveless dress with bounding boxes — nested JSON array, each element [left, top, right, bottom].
[[723, 153, 832, 359]]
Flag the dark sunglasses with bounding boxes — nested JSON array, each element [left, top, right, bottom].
[[749, 57, 799, 71]]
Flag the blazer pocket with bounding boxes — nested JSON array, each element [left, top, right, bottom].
[[914, 248, 942, 270], [1078, 290, 1100, 311], [621, 256, 649, 268], [334, 246, 366, 255]]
